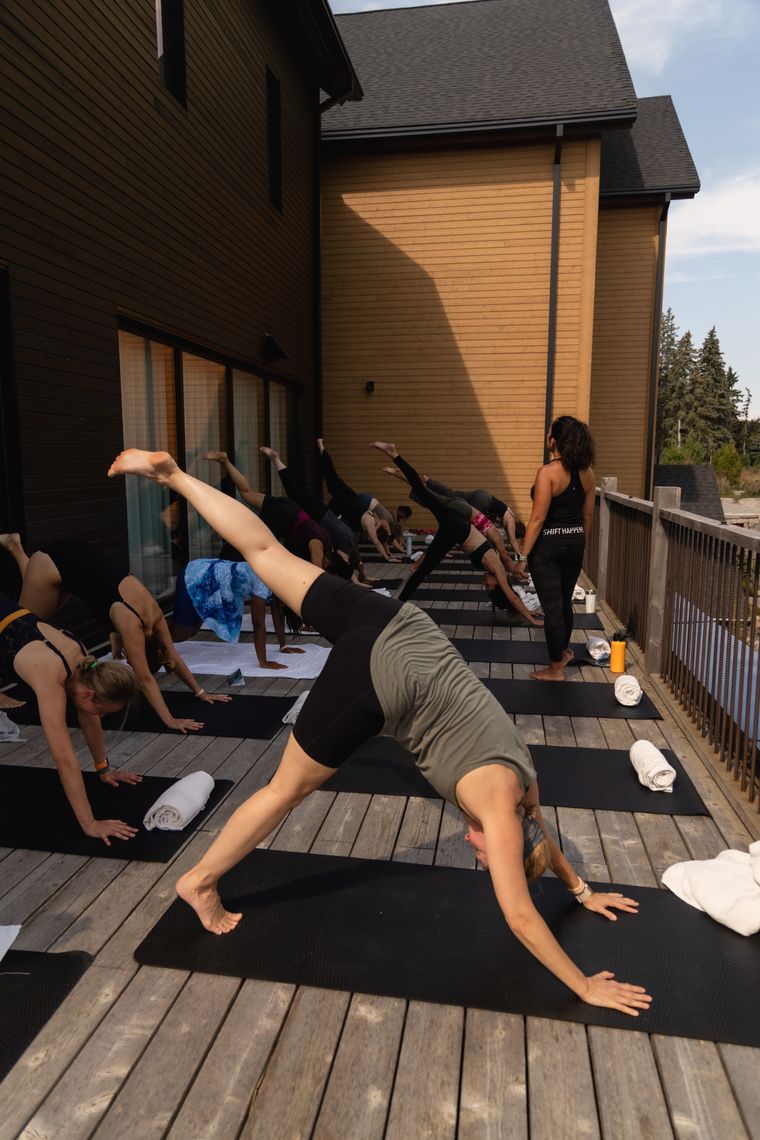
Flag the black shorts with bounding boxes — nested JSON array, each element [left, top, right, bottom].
[[292, 574, 402, 768]]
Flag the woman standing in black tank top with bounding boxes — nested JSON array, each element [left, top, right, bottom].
[[521, 416, 596, 681]]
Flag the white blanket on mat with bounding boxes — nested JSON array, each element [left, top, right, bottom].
[[143, 640, 330, 679], [143, 771, 215, 831], [629, 740, 676, 792], [0, 925, 21, 964], [662, 841, 760, 936]]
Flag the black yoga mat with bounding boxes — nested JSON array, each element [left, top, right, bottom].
[[426, 609, 605, 630], [9, 688, 294, 739], [415, 588, 488, 602], [452, 638, 605, 666], [484, 678, 661, 720], [323, 737, 706, 814], [0, 766, 233, 860], [0, 950, 91, 1081], [134, 848, 760, 1046], [428, 573, 488, 584], [370, 579, 402, 590]]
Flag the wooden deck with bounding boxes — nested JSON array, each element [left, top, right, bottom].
[[2, 564, 760, 1140]]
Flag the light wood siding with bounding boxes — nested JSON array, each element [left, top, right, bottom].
[[0, 0, 317, 605], [589, 206, 660, 496], [321, 140, 600, 522]]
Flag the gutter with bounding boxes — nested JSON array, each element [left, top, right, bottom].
[[645, 194, 671, 495], [543, 124, 564, 460]]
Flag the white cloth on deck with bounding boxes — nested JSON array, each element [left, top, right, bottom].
[[629, 739, 676, 793], [0, 710, 22, 743], [513, 586, 543, 613], [662, 841, 760, 936], [586, 637, 611, 662], [143, 771, 215, 831], [0, 925, 21, 963], [614, 674, 643, 706], [283, 691, 310, 724], [572, 584, 586, 602]]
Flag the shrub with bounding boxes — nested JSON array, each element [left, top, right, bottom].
[[738, 466, 760, 495], [661, 439, 706, 465], [712, 443, 744, 485]]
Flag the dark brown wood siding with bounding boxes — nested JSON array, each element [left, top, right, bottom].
[[0, 0, 318, 638]]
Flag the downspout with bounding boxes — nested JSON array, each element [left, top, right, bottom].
[[543, 124, 564, 460], [645, 194, 671, 497]]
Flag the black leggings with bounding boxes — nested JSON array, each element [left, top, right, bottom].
[[293, 574, 402, 767], [279, 467, 355, 555], [318, 447, 368, 530], [395, 456, 471, 601], [528, 541, 585, 662]]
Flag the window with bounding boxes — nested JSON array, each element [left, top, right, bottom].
[[182, 353, 227, 558], [118, 328, 298, 591], [0, 266, 24, 597], [266, 67, 282, 211], [156, 0, 186, 105], [118, 331, 179, 596]]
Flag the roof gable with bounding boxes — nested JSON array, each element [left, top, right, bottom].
[[601, 96, 700, 199]]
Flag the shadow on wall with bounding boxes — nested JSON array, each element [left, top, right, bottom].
[[320, 164, 553, 527]]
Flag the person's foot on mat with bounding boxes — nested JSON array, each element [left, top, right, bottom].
[[563, 648, 575, 665], [0, 691, 25, 709], [176, 870, 243, 934], [108, 448, 178, 485], [530, 664, 566, 681]]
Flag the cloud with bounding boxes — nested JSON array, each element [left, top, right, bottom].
[[608, 0, 757, 74], [667, 170, 760, 257]]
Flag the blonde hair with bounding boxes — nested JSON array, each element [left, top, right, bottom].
[[72, 656, 140, 706], [519, 802, 551, 882]]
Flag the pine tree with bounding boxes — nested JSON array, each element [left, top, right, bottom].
[[693, 327, 738, 458], [670, 331, 697, 450], [656, 308, 679, 455]]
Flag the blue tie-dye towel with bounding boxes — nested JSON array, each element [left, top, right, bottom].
[[184, 559, 271, 642]]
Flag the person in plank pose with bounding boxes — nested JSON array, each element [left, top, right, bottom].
[[108, 447, 651, 1018], [0, 535, 231, 731]]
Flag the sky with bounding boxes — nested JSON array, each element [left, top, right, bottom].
[[329, 0, 760, 412]]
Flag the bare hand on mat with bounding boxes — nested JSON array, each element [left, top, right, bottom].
[[99, 768, 143, 787], [195, 691, 233, 703], [167, 717, 204, 733], [582, 891, 640, 920], [84, 818, 139, 845], [279, 646, 305, 654], [581, 971, 652, 1016], [258, 661, 287, 670]]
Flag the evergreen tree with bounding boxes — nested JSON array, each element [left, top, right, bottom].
[[656, 308, 679, 455], [691, 327, 738, 458], [669, 331, 697, 450]]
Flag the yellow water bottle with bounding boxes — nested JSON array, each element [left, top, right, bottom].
[[610, 629, 627, 673]]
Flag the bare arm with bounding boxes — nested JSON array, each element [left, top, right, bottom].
[[33, 680, 137, 844], [269, 597, 303, 653], [204, 451, 263, 509], [118, 615, 203, 732], [250, 596, 284, 670], [151, 612, 233, 705], [483, 550, 540, 625], [485, 523, 522, 575], [520, 466, 553, 561], [363, 512, 392, 560], [582, 469, 596, 539], [504, 509, 522, 555]]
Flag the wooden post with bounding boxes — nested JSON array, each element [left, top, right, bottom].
[[644, 485, 681, 674], [596, 476, 617, 603]]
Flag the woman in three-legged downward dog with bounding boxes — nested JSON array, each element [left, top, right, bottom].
[[109, 447, 651, 1017]]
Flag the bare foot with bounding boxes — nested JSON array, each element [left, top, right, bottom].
[[0, 692, 25, 709], [108, 449, 178, 485], [563, 648, 575, 665], [176, 870, 242, 935], [530, 664, 566, 681], [0, 533, 22, 556], [370, 441, 399, 459], [316, 438, 325, 453], [203, 451, 228, 464], [259, 446, 279, 460]]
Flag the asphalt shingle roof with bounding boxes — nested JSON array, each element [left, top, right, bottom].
[[601, 96, 700, 198], [653, 465, 726, 523], [323, 0, 637, 139]]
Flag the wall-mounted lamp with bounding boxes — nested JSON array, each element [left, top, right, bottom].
[[262, 332, 288, 362], [365, 380, 375, 394]]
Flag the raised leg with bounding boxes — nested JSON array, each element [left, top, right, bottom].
[[18, 551, 67, 618], [109, 450, 322, 616]]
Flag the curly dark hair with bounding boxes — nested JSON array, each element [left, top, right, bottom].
[[550, 415, 595, 472], [486, 582, 516, 612]]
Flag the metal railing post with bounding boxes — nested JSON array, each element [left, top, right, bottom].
[[596, 476, 617, 603], [644, 485, 681, 674]]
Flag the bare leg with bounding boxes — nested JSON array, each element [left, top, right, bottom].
[[108, 450, 322, 616], [175, 734, 334, 932], [18, 551, 67, 618], [0, 533, 29, 578]]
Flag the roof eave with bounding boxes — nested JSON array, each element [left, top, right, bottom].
[[290, 0, 363, 102], [322, 106, 638, 142], [600, 184, 701, 201]]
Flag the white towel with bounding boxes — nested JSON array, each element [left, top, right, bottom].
[[143, 771, 215, 831], [0, 925, 20, 964], [662, 841, 760, 937], [629, 739, 676, 793], [614, 673, 643, 706], [513, 585, 543, 613], [586, 637, 611, 662], [371, 588, 393, 597], [572, 584, 586, 602], [0, 710, 22, 743], [282, 690, 310, 724]]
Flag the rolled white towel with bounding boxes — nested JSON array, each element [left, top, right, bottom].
[[629, 739, 676, 792], [143, 771, 215, 831], [572, 584, 586, 602], [283, 690, 310, 724], [614, 673, 643, 707], [586, 637, 611, 662], [662, 841, 760, 936]]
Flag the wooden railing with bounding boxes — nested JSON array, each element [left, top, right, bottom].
[[586, 480, 760, 809]]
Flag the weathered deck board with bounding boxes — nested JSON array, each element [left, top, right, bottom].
[[527, 1018, 600, 1140]]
